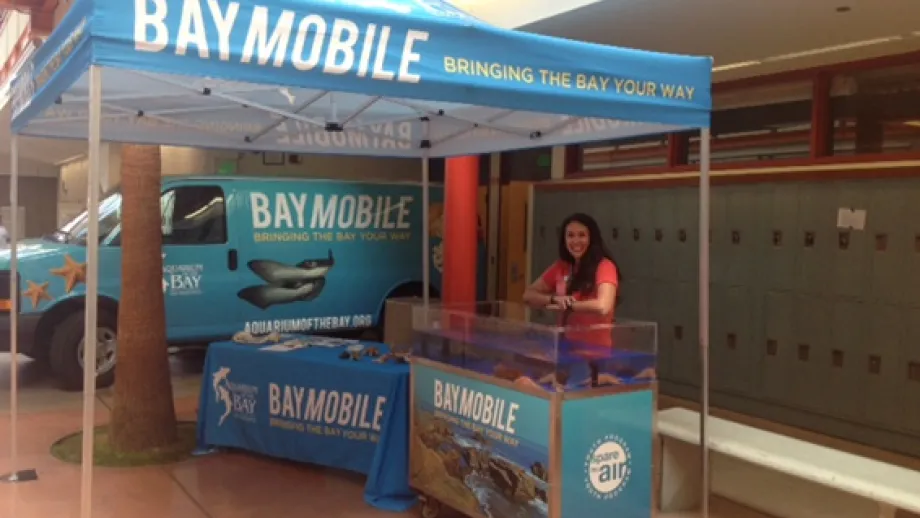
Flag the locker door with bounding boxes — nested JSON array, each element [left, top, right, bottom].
[[766, 183, 799, 291], [761, 291, 793, 404], [669, 281, 700, 387], [620, 277, 650, 321], [612, 192, 636, 287], [651, 190, 678, 282], [547, 191, 572, 250], [791, 294, 832, 413], [675, 188, 699, 283], [739, 187, 770, 291], [600, 189, 627, 281], [709, 186, 729, 286], [867, 180, 908, 306], [621, 189, 652, 321], [864, 304, 904, 431], [593, 188, 617, 242], [530, 190, 562, 281], [629, 190, 654, 281], [902, 308, 920, 435], [660, 189, 680, 283], [710, 286, 754, 395], [729, 286, 756, 396], [724, 187, 759, 288], [596, 189, 633, 318], [883, 178, 920, 307], [745, 287, 766, 397], [527, 189, 547, 282], [825, 298, 866, 422], [709, 285, 730, 392], [796, 183, 835, 296], [651, 279, 675, 380], [832, 181, 870, 299]]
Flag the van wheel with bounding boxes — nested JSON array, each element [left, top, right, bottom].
[[49, 310, 118, 392]]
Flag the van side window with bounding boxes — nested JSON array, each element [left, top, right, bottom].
[[161, 186, 227, 245]]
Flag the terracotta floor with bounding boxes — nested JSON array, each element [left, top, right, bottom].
[[1, 352, 905, 518], [0, 352, 769, 518], [0, 352, 422, 518], [0, 393, 428, 518], [0, 395, 763, 518]]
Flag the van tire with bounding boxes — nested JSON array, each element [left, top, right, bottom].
[[49, 310, 118, 392]]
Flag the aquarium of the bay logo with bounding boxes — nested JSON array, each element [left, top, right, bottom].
[[584, 434, 632, 499]]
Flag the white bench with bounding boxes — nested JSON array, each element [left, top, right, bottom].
[[658, 407, 920, 518]]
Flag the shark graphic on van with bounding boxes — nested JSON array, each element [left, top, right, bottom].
[[237, 250, 335, 310]]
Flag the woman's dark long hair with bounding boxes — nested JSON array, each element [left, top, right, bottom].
[[557, 213, 621, 296]]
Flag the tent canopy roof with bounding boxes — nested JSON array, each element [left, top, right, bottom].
[[10, 0, 712, 158]]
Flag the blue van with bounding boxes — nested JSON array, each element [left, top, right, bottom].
[[0, 176, 484, 390]]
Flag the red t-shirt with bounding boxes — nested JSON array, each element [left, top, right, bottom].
[[541, 258, 619, 349]]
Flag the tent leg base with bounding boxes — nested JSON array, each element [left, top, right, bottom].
[[0, 468, 38, 483]]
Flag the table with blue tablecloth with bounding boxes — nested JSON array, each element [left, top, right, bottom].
[[196, 337, 414, 512]]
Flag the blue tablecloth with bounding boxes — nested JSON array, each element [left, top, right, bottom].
[[196, 338, 414, 512]]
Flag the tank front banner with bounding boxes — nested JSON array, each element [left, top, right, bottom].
[[411, 363, 550, 518], [560, 389, 654, 518]]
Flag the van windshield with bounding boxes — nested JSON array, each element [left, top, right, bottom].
[[48, 189, 124, 245]]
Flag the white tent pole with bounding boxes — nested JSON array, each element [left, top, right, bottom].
[[422, 156, 430, 308], [422, 120, 430, 309], [80, 64, 103, 518], [699, 127, 712, 518], [8, 135, 20, 481]]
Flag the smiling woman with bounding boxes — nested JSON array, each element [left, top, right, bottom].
[[522, 212, 621, 347]]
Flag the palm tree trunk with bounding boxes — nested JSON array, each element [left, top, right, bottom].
[[109, 144, 178, 452]]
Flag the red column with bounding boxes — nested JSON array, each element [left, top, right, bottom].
[[442, 156, 479, 311], [810, 72, 832, 159], [564, 144, 583, 176], [667, 133, 690, 167]]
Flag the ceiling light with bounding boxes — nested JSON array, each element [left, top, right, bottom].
[[713, 60, 762, 72], [764, 36, 904, 62], [448, 0, 487, 7], [904, 121, 920, 128], [55, 154, 90, 167], [712, 35, 909, 74]]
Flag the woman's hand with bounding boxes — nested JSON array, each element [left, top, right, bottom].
[[558, 295, 577, 310], [563, 284, 616, 315], [523, 277, 554, 309], [545, 296, 576, 312]]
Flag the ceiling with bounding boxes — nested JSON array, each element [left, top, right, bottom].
[[0, 0, 42, 11], [452, 0, 603, 30], [522, 0, 920, 83], [0, 102, 87, 165], [2, 0, 919, 167]]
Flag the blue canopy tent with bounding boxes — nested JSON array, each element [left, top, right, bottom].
[[6, 0, 714, 515]]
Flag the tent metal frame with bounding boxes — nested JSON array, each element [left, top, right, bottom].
[[7, 56, 713, 518]]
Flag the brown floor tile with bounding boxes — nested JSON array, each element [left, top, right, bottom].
[[166, 451, 417, 518], [1, 463, 209, 518], [0, 406, 111, 472], [2, 379, 917, 518]]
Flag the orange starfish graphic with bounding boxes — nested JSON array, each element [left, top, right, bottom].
[[22, 281, 52, 310], [50, 254, 87, 294]]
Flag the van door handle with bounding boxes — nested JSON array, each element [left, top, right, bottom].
[[228, 249, 238, 271]]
